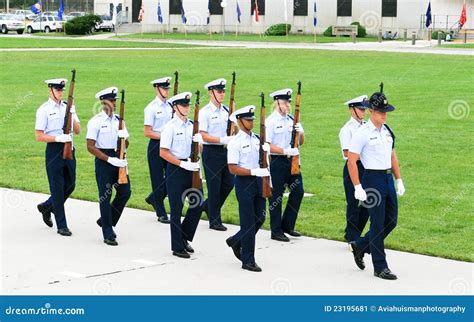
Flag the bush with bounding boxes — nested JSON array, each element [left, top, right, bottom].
[[432, 30, 446, 40], [323, 26, 334, 37], [264, 24, 291, 36], [351, 22, 366, 38], [65, 14, 102, 35]]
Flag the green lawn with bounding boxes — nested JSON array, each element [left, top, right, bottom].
[[121, 32, 379, 43], [439, 43, 474, 49], [0, 46, 472, 262]]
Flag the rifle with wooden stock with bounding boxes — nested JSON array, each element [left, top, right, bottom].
[[191, 90, 202, 190], [226, 71, 236, 136], [62, 68, 76, 160], [173, 71, 179, 96], [117, 89, 128, 184], [290, 81, 302, 176], [260, 93, 272, 198]]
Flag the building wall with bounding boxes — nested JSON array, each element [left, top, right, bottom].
[[94, 0, 473, 35]]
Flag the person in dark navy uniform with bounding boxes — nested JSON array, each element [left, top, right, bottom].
[[226, 106, 270, 272], [339, 95, 370, 243], [144, 77, 173, 224], [265, 89, 305, 242], [199, 78, 235, 231], [347, 89, 405, 280], [160, 92, 204, 259], [35, 78, 80, 236], [86, 87, 131, 246]]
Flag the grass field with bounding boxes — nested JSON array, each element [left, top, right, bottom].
[[0, 42, 472, 262], [439, 43, 474, 49]]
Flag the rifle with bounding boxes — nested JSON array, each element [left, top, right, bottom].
[[191, 90, 202, 190], [260, 93, 272, 198], [290, 81, 302, 176], [173, 71, 179, 96], [226, 71, 236, 136], [117, 89, 128, 184], [380, 82, 384, 93], [62, 68, 76, 160]]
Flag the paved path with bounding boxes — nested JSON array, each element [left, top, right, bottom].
[[1, 188, 472, 295]]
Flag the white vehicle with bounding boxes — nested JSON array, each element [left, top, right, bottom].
[[14, 9, 36, 20], [0, 14, 25, 34], [95, 15, 114, 32], [68, 12, 86, 17], [27, 15, 63, 33]]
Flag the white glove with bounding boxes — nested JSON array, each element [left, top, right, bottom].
[[192, 133, 204, 144], [354, 184, 367, 201], [69, 106, 76, 114], [180, 160, 200, 172], [261, 143, 270, 152], [250, 168, 270, 177], [107, 157, 128, 168], [219, 136, 232, 145], [55, 134, 72, 143], [118, 129, 129, 139], [295, 123, 304, 133], [283, 147, 299, 156], [396, 179, 405, 196]]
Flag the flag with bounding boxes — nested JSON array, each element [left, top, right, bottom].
[[236, 1, 241, 24], [207, 0, 211, 25], [138, 5, 144, 22], [459, 1, 467, 28], [283, 0, 288, 23], [253, 0, 259, 23], [425, 1, 432, 28], [30, 0, 42, 14], [112, 0, 118, 26], [157, 1, 163, 24], [58, 0, 64, 20], [313, 2, 317, 27], [181, 1, 187, 25]]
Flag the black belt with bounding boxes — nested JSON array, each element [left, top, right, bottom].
[[365, 169, 392, 174], [99, 148, 116, 152], [203, 145, 225, 149]]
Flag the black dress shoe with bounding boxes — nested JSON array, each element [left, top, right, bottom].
[[226, 237, 241, 260], [157, 216, 171, 224], [374, 268, 398, 280], [57, 228, 72, 236], [271, 233, 290, 242], [242, 262, 262, 272], [284, 229, 302, 237], [145, 196, 156, 211], [173, 250, 190, 259], [210, 224, 227, 231], [183, 239, 194, 253], [349, 241, 365, 270], [37, 204, 53, 228], [104, 238, 118, 246]]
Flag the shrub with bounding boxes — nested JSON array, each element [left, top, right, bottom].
[[264, 24, 291, 36], [65, 14, 102, 35]]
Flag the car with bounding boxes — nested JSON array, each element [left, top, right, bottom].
[[95, 15, 114, 32], [68, 12, 86, 17], [0, 14, 25, 34], [14, 9, 36, 20], [27, 15, 63, 33]]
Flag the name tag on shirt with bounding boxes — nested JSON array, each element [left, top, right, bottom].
[[156, 110, 164, 119], [48, 112, 60, 121], [274, 124, 285, 133], [100, 124, 111, 133], [210, 115, 221, 124], [241, 143, 251, 154], [174, 131, 185, 141], [369, 137, 381, 145]]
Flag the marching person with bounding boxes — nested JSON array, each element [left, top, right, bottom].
[[199, 78, 235, 231], [347, 90, 405, 280], [35, 78, 80, 236], [339, 95, 370, 243], [265, 89, 305, 242], [86, 87, 131, 246], [225, 106, 270, 272], [144, 76, 173, 224], [160, 92, 204, 259]]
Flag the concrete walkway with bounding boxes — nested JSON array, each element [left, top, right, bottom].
[[1, 188, 472, 295]]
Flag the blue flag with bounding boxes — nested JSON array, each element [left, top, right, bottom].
[[30, 0, 42, 14], [58, 0, 64, 20], [425, 1, 432, 28], [181, 1, 187, 25], [207, 0, 211, 25], [313, 2, 317, 27], [157, 0, 163, 24], [236, 1, 242, 24]]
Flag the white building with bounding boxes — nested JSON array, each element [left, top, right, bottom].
[[94, 0, 473, 35]]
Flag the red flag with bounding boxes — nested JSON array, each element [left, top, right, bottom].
[[253, 0, 259, 23], [459, 2, 467, 28]]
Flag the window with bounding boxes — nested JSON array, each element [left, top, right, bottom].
[[337, 0, 352, 17], [169, 0, 182, 15], [382, 0, 397, 17], [250, 0, 265, 16], [210, 0, 223, 15], [294, 0, 308, 17]]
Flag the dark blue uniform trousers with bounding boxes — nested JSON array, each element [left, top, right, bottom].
[[95, 149, 131, 240], [166, 163, 203, 252], [355, 171, 398, 272], [201, 145, 234, 226], [343, 161, 369, 242], [228, 176, 266, 265], [39, 143, 76, 230], [146, 139, 168, 218], [268, 156, 304, 235]]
